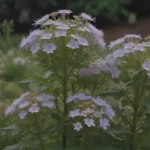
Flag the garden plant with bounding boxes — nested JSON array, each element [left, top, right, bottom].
[[1, 10, 150, 150]]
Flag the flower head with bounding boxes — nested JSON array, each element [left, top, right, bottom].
[[73, 122, 83, 131], [66, 39, 80, 49], [84, 118, 95, 127], [29, 103, 40, 113], [19, 110, 28, 119], [69, 109, 80, 118], [55, 30, 67, 37], [33, 14, 50, 26], [80, 13, 95, 21], [43, 43, 57, 54], [100, 118, 110, 130]]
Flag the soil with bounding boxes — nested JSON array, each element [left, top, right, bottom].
[[103, 16, 150, 42]]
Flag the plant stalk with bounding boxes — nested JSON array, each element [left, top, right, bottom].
[[34, 114, 45, 150], [62, 65, 68, 148]]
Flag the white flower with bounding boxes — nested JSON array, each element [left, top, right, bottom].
[[33, 14, 50, 26], [104, 104, 115, 120], [77, 27, 91, 32], [80, 13, 95, 21], [41, 101, 55, 108], [43, 43, 56, 54], [28, 30, 43, 42], [55, 30, 67, 37], [57, 9, 72, 14], [73, 122, 83, 131], [29, 103, 40, 113], [30, 43, 40, 54], [5, 105, 16, 116], [124, 34, 141, 39], [66, 39, 80, 49], [18, 101, 29, 109], [56, 24, 70, 30], [100, 118, 110, 130], [40, 33, 52, 39], [84, 118, 95, 127], [109, 37, 125, 49], [36, 94, 55, 102], [42, 20, 55, 26], [69, 109, 80, 118], [86, 23, 105, 48], [142, 61, 150, 71], [19, 110, 28, 119], [71, 34, 89, 46]]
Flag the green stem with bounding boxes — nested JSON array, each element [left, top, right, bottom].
[[129, 92, 139, 150], [34, 114, 45, 150], [62, 65, 68, 148]]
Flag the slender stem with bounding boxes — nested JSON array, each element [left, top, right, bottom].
[[62, 65, 68, 148], [34, 114, 45, 150], [129, 94, 139, 150]]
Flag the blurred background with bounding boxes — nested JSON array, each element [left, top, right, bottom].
[[0, 0, 150, 41]]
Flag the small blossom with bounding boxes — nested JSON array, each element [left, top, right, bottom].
[[69, 109, 80, 118], [104, 104, 115, 120], [55, 30, 67, 37], [40, 33, 52, 39], [66, 93, 91, 103], [80, 13, 95, 21], [109, 37, 125, 49], [66, 39, 80, 49], [92, 97, 108, 107], [113, 49, 125, 58], [124, 34, 141, 39], [100, 118, 110, 130], [5, 105, 16, 116], [142, 61, 150, 71], [73, 122, 83, 131], [19, 110, 28, 119], [36, 94, 55, 102], [84, 118, 95, 127], [41, 101, 55, 108], [30, 43, 40, 54], [57, 9, 72, 14], [56, 24, 70, 30], [43, 43, 56, 54], [33, 14, 50, 26], [29, 103, 40, 113], [77, 27, 91, 32], [18, 101, 29, 109], [42, 20, 55, 26]]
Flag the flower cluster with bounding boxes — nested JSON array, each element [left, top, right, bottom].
[[142, 60, 150, 77], [67, 93, 115, 131], [5, 92, 55, 119], [20, 10, 105, 55]]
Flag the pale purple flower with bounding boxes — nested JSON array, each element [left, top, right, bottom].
[[56, 24, 70, 30], [100, 118, 110, 130], [80, 13, 95, 21], [109, 37, 125, 49], [5, 105, 16, 116], [92, 97, 108, 107], [36, 94, 55, 102], [73, 122, 83, 131], [69, 109, 80, 118], [55, 30, 67, 37], [81, 108, 93, 115], [20, 38, 30, 49], [77, 27, 91, 32], [30, 43, 40, 54], [124, 34, 141, 39], [71, 34, 89, 46], [66, 39, 80, 49], [109, 66, 120, 79], [18, 101, 29, 109], [33, 14, 50, 26], [104, 104, 115, 120], [113, 49, 125, 58], [66, 93, 91, 103], [29, 103, 40, 113], [12, 92, 30, 106], [41, 101, 55, 108], [28, 30, 43, 42], [42, 20, 55, 26], [57, 9, 72, 14], [40, 33, 52, 39], [19, 110, 28, 119], [43, 43, 56, 54], [142, 61, 150, 71], [84, 118, 95, 127], [87, 23, 105, 48]]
